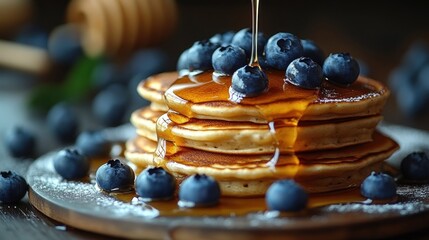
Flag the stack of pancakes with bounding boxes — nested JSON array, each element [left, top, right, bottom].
[[126, 71, 399, 197]]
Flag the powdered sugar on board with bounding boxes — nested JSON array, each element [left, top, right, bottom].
[[25, 123, 429, 238]]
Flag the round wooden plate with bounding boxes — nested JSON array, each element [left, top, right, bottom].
[[27, 123, 429, 240]]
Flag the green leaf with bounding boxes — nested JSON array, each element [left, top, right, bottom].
[[62, 55, 102, 100], [27, 55, 102, 111]]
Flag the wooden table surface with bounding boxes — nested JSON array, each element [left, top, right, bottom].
[[1, 76, 429, 240]]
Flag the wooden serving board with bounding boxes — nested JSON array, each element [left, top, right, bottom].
[[27, 123, 429, 240]]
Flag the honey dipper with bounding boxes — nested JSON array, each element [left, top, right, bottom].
[[67, 0, 178, 58]]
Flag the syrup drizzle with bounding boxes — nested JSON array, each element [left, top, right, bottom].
[[150, 0, 388, 208], [249, 0, 261, 68]]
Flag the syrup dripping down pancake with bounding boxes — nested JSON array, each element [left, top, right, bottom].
[[125, 131, 398, 196], [163, 71, 389, 123], [131, 107, 382, 154]]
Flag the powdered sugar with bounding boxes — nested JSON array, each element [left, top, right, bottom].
[[28, 153, 160, 219]]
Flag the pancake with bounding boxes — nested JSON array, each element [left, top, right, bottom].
[[137, 71, 178, 111], [127, 69, 397, 197], [131, 106, 382, 153], [164, 71, 389, 123], [130, 107, 163, 142], [155, 111, 382, 154], [126, 131, 398, 196], [125, 136, 157, 167]]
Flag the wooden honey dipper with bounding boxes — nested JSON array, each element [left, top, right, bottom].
[[67, 0, 178, 58]]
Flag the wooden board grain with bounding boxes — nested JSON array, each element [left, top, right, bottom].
[[26, 123, 429, 240]]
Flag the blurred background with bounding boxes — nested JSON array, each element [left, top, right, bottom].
[[1, 0, 429, 157]]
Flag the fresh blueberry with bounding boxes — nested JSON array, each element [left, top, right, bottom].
[[53, 148, 89, 180], [15, 24, 48, 49], [395, 81, 428, 117], [231, 28, 267, 58], [178, 174, 220, 207], [361, 172, 397, 200], [401, 41, 429, 75], [388, 67, 414, 93], [92, 61, 129, 90], [400, 152, 429, 181], [286, 57, 323, 89], [231, 65, 268, 97], [135, 167, 175, 200], [177, 48, 190, 73], [0, 171, 28, 203], [75, 130, 110, 157], [127, 49, 169, 77], [187, 40, 220, 72], [209, 31, 235, 46], [416, 64, 429, 93], [266, 180, 308, 212], [301, 39, 325, 66], [264, 32, 303, 70], [47, 102, 79, 143], [92, 84, 129, 127], [323, 53, 360, 85], [95, 159, 135, 192], [4, 126, 36, 158], [48, 24, 83, 65], [212, 45, 247, 76], [258, 55, 270, 70]]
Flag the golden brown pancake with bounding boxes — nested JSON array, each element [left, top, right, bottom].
[[156, 111, 382, 154], [126, 131, 398, 196], [127, 70, 397, 197], [164, 71, 389, 123], [131, 107, 382, 153], [137, 71, 178, 111]]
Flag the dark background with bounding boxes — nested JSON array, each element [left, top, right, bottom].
[[1, 1, 429, 239], [31, 0, 429, 79], [26, 0, 429, 130]]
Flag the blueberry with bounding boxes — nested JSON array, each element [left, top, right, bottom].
[[127, 49, 169, 77], [187, 40, 220, 72], [92, 61, 129, 90], [301, 39, 325, 66], [4, 126, 36, 158], [0, 171, 28, 203], [92, 84, 129, 127], [395, 81, 428, 117], [178, 174, 220, 207], [231, 65, 268, 97], [323, 53, 360, 85], [209, 31, 235, 46], [48, 24, 83, 65], [258, 55, 270, 70], [286, 57, 323, 89], [400, 152, 429, 181], [401, 41, 429, 75], [360, 172, 397, 200], [212, 45, 247, 75], [231, 28, 267, 58], [75, 130, 110, 157], [53, 148, 89, 180], [416, 64, 429, 93], [95, 159, 135, 192], [135, 167, 175, 200], [388, 67, 414, 93], [177, 48, 190, 72], [15, 24, 48, 49], [266, 180, 308, 212], [47, 102, 79, 143], [264, 32, 303, 71]]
